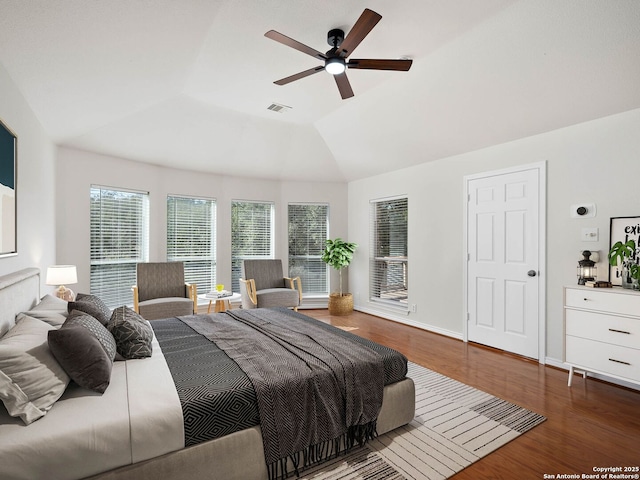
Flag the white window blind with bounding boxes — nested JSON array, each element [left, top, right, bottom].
[[231, 200, 274, 292], [288, 203, 329, 295], [370, 197, 408, 307], [90, 186, 149, 308], [167, 195, 216, 295]]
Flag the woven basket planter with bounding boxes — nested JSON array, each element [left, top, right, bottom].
[[328, 293, 353, 316]]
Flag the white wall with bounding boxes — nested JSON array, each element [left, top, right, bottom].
[[348, 108, 640, 364], [55, 147, 348, 305], [0, 63, 56, 286]]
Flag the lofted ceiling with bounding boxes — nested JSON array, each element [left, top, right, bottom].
[[0, 0, 639, 182]]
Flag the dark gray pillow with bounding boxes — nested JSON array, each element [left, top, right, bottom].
[[48, 326, 112, 394], [108, 306, 153, 359], [65, 310, 116, 361], [68, 294, 111, 326]]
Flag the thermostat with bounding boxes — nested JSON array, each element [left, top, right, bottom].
[[570, 203, 596, 219]]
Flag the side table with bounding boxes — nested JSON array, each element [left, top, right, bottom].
[[199, 292, 242, 314]]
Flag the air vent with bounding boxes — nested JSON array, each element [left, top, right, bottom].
[[267, 103, 292, 113]]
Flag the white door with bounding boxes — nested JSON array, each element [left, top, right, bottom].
[[466, 165, 542, 359]]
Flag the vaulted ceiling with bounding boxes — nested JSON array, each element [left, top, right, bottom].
[[0, 0, 639, 182]]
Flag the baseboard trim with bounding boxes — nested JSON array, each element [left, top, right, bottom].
[[354, 305, 463, 340]]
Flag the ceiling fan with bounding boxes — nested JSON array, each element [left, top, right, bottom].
[[265, 8, 412, 99]]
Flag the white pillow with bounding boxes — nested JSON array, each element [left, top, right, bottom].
[[0, 314, 70, 424], [23, 294, 69, 327]]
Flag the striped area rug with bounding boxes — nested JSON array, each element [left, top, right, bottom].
[[301, 362, 546, 480]]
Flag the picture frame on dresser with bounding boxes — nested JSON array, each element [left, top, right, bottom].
[[608, 216, 640, 285], [0, 117, 17, 258]]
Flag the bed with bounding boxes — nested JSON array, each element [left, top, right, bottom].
[[0, 268, 415, 480]]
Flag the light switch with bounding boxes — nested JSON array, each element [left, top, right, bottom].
[[582, 227, 598, 242]]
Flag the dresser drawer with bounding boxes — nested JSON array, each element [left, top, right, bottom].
[[566, 336, 640, 382], [565, 309, 640, 349], [565, 288, 640, 316]]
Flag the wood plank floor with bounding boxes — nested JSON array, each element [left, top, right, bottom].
[[302, 309, 640, 479]]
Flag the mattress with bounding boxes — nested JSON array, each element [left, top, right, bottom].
[[0, 335, 184, 480]]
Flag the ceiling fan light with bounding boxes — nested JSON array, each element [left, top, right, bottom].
[[325, 57, 346, 75]]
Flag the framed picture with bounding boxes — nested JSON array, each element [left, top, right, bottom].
[[608, 216, 640, 285], [0, 118, 17, 258]]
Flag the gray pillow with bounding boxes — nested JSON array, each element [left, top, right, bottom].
[[48, 326, 112, 394], [64, 310, 117, 361], [23, 294, 69, 327], [108, 306, 153, 359], [0, 315, 70, 425], [68, 294, 111, 326]]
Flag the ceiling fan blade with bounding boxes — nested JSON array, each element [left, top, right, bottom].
[[334, 73, 354, 99], [337, 8, 382, 57], [347, 58, 413, 71], [274, 66, 324, 86], [265, 30, 327, 61]]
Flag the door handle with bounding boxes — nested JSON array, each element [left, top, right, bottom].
[[527, 270, 537, 277]]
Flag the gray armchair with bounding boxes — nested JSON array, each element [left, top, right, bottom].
[[239, 259, 302, 311], [132, 262, 197, 320]]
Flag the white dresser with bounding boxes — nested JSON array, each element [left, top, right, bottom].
[[564, 286, 640, 387]]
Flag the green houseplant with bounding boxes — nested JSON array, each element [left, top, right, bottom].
[[608, 239, 640, 289], [322, 238, 358, 315]]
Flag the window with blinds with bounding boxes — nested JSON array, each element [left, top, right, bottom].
[[288, 203, 329, 295], [90, 186, 149, 308], [231, 200, 274, 292], [167, 195, 216, 295], [370, 197, 408, 307]]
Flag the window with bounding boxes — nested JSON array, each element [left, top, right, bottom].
[[231, 200, 274, 292], [288, 203, 329, 295], [167, 195, 216, 295], [90, 186, 149, 308], [370, 196, 408, 307]]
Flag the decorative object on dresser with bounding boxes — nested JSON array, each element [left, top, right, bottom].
[[45, 265, 77, 301], [322, 238, 358, 315], [576, 250, 596, 285], [608, 216, 640, 289], [564, 286, 640, 387]]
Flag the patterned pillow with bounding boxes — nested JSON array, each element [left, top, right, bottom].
[[68, 294, 111, 326], [108, 306, 153, 359], [64, 310, 117, 361]]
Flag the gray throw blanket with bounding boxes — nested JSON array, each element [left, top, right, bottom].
[[182, 308, 385, 480]]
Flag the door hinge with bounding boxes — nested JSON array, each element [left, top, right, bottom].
[[467, 312, 470, 321]]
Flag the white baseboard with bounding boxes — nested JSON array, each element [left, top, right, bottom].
[[354, 305, 463, 340]]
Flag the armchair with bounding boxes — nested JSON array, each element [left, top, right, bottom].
[[132, 262, 197, 320], [239, 259, 302, 311]]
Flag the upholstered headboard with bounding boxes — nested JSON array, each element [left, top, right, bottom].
[[0, 268, 40, 337]]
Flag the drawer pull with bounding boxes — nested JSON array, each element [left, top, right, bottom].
[[608, 328, 631, 335], [609, 358, 631, 366]]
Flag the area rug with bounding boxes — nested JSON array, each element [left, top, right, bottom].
[[302, 362, 546, 480]]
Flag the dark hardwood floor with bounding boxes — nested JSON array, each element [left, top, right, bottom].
[[302, 309, 640, 479]]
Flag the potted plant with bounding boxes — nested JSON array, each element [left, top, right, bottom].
[[608, 239, 640, 289], [322, 238, 358, 315]]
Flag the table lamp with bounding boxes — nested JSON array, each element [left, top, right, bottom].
[[46, 265, 77, 301]]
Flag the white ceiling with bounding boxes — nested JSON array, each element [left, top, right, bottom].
[[0, 0, 639, 182]]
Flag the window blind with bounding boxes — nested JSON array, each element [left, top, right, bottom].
[[370, 197, 408, 307], [231, 200, 274, 292], [288, 203, 329, 295], [90, 186, 149, 308], [167, 195, 216, 295]]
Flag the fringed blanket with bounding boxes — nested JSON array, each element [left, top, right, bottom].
[[181, 308, 385, 480]]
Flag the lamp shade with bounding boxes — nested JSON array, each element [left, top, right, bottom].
[[46, 265, 77, 286]]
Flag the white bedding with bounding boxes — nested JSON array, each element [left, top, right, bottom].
[[0, 335, 184, 480]]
